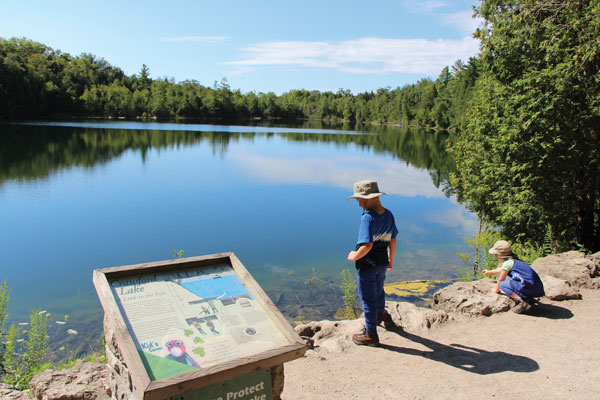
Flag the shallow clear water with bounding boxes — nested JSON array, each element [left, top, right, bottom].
[[0, 121, 477, 352]]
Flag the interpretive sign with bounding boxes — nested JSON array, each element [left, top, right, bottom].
[[93, 253, 306, 400]]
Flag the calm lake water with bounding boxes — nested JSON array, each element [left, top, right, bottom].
[[0, 120, 478, 354]]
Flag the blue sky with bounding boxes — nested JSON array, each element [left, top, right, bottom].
[[0, 0, 482, 94]]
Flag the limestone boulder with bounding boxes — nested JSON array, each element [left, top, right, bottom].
[[432, 279, 513, 316], [0, 384, 30, 400], [539, 273, 581, 300], [29, 362, 111, 400], [385, 301, 450, 333], [295, 319, 362, 353], [532, 251, 600, 288]]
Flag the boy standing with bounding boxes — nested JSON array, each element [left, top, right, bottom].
[[347, 180, 398, 346]]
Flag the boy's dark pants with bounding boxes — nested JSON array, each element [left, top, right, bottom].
[[356, 264, 387, 334]]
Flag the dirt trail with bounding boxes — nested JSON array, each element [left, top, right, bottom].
[[282, 289, 600, 399]]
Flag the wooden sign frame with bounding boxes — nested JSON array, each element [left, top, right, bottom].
[[93, 252, 307, 400]]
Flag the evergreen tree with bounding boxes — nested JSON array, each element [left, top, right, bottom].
[[450, 0, 600, 251]]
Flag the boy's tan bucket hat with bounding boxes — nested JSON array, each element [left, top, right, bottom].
[[347, 180, 387, 200], [489, 240, 514, 258]]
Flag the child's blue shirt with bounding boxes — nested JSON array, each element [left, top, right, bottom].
[[356, 209, 398, 270]]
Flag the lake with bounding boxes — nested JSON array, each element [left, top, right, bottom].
[[0, 120, 478, 354]]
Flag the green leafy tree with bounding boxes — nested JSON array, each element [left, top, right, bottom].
[[450, 0, 600, 251]]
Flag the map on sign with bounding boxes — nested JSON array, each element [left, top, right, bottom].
[[109, 263, 288, 381]]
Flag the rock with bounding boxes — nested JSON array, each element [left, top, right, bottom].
[[539, 273, 581, 300], [295, 319, 361, 353], [386, 302, 450, 333], [532, 251, 600, 288], [29, 362, 111, 400], [0, 384, 30, 400], [432, 279, 514, 316], [103, 315, 143, 400], [293, 301, 450, 352]]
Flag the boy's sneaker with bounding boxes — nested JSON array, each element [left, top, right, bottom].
[[377, 311, 395, 329], [352, 328, 380, 347], [512, 300, 532, 314]]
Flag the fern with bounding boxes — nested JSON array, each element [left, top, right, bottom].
[[542, 223, 554, 256]]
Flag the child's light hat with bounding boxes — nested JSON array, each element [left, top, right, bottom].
[[347, 180, 387, 200], [489, 240, 513, 258]]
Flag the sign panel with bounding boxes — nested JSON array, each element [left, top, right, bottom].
[[109, 263, 289, 380]]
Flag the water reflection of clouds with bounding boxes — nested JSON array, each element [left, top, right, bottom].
[[230, 152, 447, 198], [425, 204, 479, 237]]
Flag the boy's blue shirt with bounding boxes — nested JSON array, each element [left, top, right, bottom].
[[355, 208, 398, 270]]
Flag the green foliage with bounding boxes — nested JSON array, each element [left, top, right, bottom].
[[335, 269, 359, 320], [171, 249, 184, 259], [2, 310, 51, 389], [456, 225, 501, 281], [2, 324, 28, 389], [0, 283, 80, 390], [24, 310, 50, 376], [450, 0, 600, 252], [457, 223, 556, 280], [542, 223, 555, 257], [0, 280, 10, 374], [294, 312, 306, 325]]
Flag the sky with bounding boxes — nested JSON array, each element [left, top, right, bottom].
[[0, 0, 483, 94]]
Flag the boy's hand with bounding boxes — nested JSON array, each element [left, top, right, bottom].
[[347, 251, 357, 261], [482, 270, 490, 275], [387, 260, 393, 271], [491, 287, 500, 294]]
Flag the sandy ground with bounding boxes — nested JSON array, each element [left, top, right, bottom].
[[282, 288, 600, 400]]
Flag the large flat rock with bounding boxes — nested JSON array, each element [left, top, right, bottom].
[[432, 279, 513, 316], [532, 251, 600, 288]]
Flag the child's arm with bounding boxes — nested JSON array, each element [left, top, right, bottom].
[[348, 242, 373, 261], [482, 268, 509, 293], [482, 267, 502, 275], [387, 238, 397, 271]]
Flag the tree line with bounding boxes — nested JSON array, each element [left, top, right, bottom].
[[0, 37, 478, 130]]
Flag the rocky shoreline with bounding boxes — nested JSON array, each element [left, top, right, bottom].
[[2, 251, 598, 400]]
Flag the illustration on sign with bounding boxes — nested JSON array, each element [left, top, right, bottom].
[[109, 263, 288, 381]]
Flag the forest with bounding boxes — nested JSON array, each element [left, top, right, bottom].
[[0, 37, 478, 130], [1, 0, 598, 252]]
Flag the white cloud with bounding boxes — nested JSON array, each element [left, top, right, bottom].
[[442, 11, 484, 36], [402, 0, 448, 12], [157, 36, 228, 43], [226, 36, 479, 76]]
